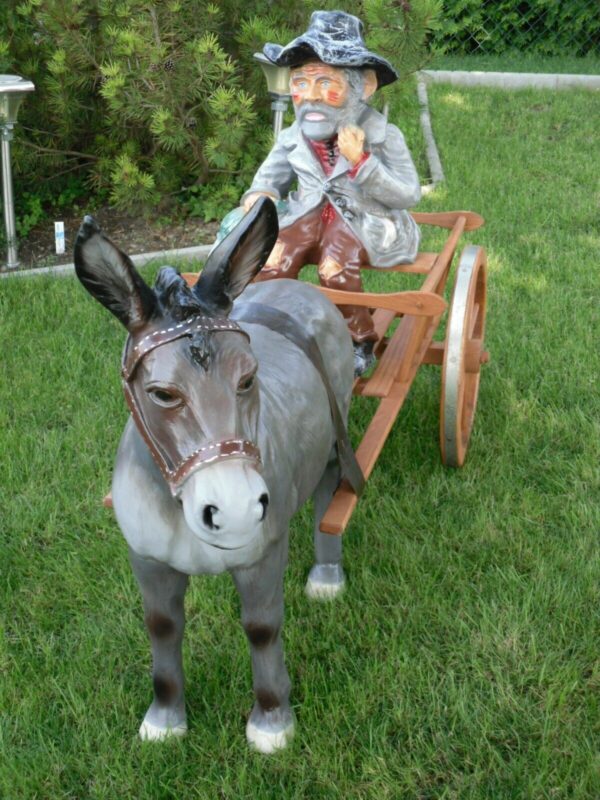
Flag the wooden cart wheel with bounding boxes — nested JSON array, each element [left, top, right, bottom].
[[440, 245, 488, 467]]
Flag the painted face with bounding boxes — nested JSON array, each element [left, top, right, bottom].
[[290, 62, 355, 141], [290, 62, 349, 107]]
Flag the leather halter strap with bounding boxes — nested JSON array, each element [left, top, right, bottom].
[[121, 314, 259, 497], [122, 314, 249, 381], [231, 302, 365, 497], [122, 378, 262, 496]]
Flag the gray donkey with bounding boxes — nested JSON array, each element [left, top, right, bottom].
[[73, 198, 357, 753]]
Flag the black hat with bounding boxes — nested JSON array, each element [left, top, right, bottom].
[[263, 11, 398, 89]]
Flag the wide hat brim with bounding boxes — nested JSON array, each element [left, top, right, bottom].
[[263, 11, 398, 89]]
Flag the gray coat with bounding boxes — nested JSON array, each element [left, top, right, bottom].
[[244, 106, 421, 267]]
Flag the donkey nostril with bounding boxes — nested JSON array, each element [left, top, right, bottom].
[[202, 504, 220, 530], [259, 493, 269, 522]]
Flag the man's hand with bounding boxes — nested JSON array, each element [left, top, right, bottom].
[[338, 125, 366, 166], [242, 191, 277, 213]]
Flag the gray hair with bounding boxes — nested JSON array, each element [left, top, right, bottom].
[[338, 68, 368, 127], [343, 68, 366, 96]]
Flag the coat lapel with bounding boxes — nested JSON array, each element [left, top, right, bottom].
[[330, 155, 351, 180], [358, 106, 387, 145]]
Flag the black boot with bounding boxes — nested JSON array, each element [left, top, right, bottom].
[[353, 341, 376, 377]]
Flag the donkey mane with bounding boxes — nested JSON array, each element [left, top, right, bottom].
[[153, 266, 208, 321], [153, 267, 223, 369]]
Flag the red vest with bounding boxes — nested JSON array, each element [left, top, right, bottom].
[[308, 136, 370, 224]]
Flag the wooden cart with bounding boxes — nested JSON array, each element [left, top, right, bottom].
[[313, 210, 489, 535]]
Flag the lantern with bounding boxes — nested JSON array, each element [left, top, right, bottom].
[[253, 54, 291, 138], [0, 75, 35, 270]]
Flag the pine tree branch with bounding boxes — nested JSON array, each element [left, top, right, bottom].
[[45, 162, 91, 180], [18, 140, 99, 161], [189, 136, 210, 182], [149, 7, 162, 49]]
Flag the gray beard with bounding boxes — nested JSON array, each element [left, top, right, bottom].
[[296, 95, 364, 141]]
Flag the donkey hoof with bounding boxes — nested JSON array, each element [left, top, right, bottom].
[[305, 563, 346, 600], [139, 719, 188, 742], [246, 718, 295, 754]]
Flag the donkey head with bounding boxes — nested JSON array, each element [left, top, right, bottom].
[[74, 198, 279, 557]]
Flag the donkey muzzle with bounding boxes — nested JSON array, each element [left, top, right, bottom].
[[179, 459, 270, 548]]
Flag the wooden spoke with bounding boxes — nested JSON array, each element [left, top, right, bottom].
[[440, 245, 488, 467]]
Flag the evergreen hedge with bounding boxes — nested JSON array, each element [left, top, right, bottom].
[[0, 0, 440, 220], [433, 0, 600, 57]]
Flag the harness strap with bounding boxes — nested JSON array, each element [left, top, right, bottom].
[[232, 302, 365, 498], [122, 314, 249, 381], [123, 380, 261, 496], [121, 313, 257, 497]]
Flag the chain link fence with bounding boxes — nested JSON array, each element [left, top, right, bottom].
[[430, 0, 600, 73]]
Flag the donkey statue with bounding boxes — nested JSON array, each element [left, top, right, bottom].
[[73, 197, 359, 753]]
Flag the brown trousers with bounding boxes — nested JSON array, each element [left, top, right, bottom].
[[255, 206, 377, 343]]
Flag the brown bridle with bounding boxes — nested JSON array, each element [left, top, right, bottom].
[[121, 314, 262, 497], [120, 305, 365, 502]]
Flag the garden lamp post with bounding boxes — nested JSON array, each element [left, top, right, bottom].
[[0, 74, 35, 270], [253, 53, 290, 138]]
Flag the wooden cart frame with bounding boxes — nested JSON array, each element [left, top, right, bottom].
[[315, 210, 489, 535]]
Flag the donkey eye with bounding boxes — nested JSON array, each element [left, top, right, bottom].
[[237, 374, 255, 394], [147, 387, 183, 408]]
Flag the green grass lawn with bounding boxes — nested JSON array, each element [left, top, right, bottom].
[[1, 86, 599, 798], [430, 52, 600, 75]]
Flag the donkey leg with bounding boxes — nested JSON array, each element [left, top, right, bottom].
[[232, 538, 294, 753], [129, 548, 189, 741], [306, 457, 346, 600]]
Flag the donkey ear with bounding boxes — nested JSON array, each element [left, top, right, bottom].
[[193, 197, 279, 314], [74, 216, 156, 331]]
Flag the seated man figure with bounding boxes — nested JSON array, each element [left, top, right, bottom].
[[243, 11, 422, 375]]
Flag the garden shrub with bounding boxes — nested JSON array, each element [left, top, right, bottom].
[[433, 0, 600, 57], [1, 0, 440, 220]]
